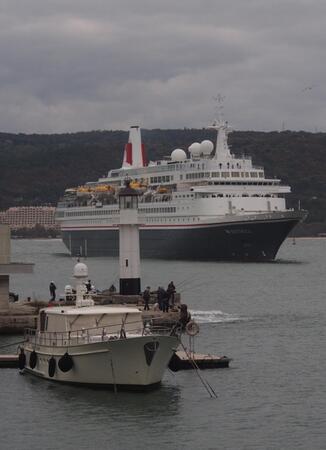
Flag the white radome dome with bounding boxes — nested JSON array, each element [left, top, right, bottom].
[[73, 262, 88, 278], [188, 142, 201, 156], [171, 148, 187, 162], [200, 140, 214, 155]]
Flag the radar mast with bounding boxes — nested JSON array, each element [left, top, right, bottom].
[[209, 94, 232, 161]]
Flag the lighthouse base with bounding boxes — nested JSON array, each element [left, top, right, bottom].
[[120, 278, 141, 296]]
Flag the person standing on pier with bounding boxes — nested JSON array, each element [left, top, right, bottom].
[[143, 286, 151, 311], [157, 286, 165, 311], [49, 281, 57, 302], [167, 281, 176, 306], [162, 289, 169, 313], [85, 279, 92, 293]]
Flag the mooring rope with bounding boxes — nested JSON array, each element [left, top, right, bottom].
[[179, 340, 218, 399], [110, 353, 118, 394], [0, 340, 26, 350]]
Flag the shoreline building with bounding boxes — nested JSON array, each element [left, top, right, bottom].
[[0, 207, 59, 231]]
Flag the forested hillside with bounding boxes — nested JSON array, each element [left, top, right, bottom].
[[1, 129, 326, 235]]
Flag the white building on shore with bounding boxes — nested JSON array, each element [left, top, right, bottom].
[[0, 206, 58, 230]]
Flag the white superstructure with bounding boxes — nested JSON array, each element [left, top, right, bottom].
[[58, 121, 289, 223]]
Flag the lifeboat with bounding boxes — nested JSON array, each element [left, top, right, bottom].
[[130, 181, 141, 189], [130, 180, 148, 190], [94, 185, 109, 192], [77, 186, 92, 196], [65, 188, 77, 194], [94, 184, 115, 194], [157, 186, 168, 194]]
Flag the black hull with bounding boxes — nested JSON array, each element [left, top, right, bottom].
[[61, 215, 302, 261]]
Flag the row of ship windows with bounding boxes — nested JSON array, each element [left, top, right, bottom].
[[68, 209, 277, 226], [199, 194, 275, 198], [185, 171, 264, 180], [111, 164, 187, 176], [111, 160, 258, 176], [127, 171, 265, 184], [65, 207, 177, 218], [208, 181, 275, 186], [146, 217, 200, 223], [150, 175, 173, 183], [65, 210, 119, 217], [67, 217, 200, 224], [174, 194, 195, 198], [111, 169, 264, 182], [139, 207, 176, 214], [174, 194, 275, 198], [186, 172, 210, 179]]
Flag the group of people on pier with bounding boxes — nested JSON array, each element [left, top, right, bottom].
[[49, 279, 97, 302], [49, 279, 177, 311], [142, 281, 176, 312]]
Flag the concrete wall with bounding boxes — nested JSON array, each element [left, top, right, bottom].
[[0, 226, 10, 309], [0, 275, 9, 310], [0, 225, 10, 264]]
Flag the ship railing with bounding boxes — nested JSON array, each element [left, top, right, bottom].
[[148, 317, 182, 336], [24, 321, 179, 347]]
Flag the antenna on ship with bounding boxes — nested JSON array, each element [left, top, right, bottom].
[[212, 93, 226, 123], [209, 94, 232, 161]]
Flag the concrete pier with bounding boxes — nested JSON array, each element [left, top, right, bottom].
[[169, 351, 231, 371], [0, 308, 37, 333], [0, 354, 19, 368], [0, 225, 35, 333]]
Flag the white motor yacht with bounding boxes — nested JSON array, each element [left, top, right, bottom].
[[20, 263, 179, 390]]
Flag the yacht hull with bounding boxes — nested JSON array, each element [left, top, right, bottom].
[[23, 335, 178, 390], [61, 211, 305, 261]]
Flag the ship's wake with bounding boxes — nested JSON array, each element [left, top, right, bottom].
[[189, 310, 242, 324]]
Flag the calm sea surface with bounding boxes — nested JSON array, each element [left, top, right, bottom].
[[1, 238, 325, 450]]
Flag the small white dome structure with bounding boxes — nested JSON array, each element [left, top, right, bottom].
[[171, 148, 187, 162], [64, 284, 73, 294], [73, 262, 88, 278], [188, 142, 201, 157], [73, 262, 94, 307], [200, 140, 214, 155]]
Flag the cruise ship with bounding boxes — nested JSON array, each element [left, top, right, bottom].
[[56, 120, 306, 261]]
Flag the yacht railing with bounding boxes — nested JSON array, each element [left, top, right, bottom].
[[24, 320, 180, 348]]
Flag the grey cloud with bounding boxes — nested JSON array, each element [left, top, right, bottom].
[[0, 0, 325, 132]]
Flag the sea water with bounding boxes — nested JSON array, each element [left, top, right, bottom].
[[0, 238, 325, 450]]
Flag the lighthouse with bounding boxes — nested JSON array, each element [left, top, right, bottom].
[[118, 179, 141, 295]]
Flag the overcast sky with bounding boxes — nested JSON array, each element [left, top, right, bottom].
[[0, 0, 325, 133]]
